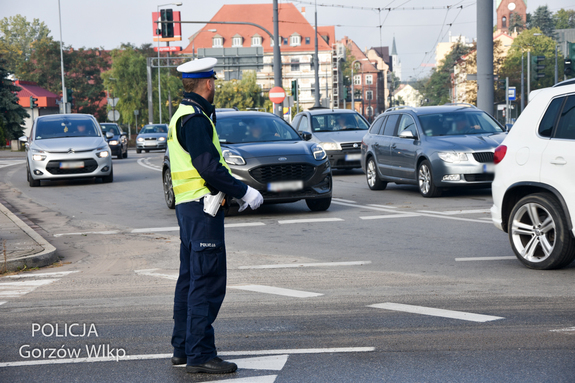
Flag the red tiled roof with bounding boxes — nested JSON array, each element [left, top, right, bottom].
[[15, 80, 60, 108], [182, 3, 334, 54], [339, 36, 378, 73]]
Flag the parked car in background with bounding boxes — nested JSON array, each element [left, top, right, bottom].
[[491, 79, 575, 270], [100, 122, 128, 159], [292, 109, 370, 169], [162, 111, 332, 211], [19, 114, 113, 187], [361, 104, 506, 197], [136, 124, 168, 153]]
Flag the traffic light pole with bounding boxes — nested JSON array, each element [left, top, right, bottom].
[[527, 50, 531, 98]]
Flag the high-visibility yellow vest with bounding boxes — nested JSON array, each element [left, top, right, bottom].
[[167, 104, 231, 205]]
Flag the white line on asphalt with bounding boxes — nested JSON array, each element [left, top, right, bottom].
[[369, 302, 504, 322], [225, 222, 266, 228], [4, 271, 79, 279], [131, 227, 179, 233], [54, 231, 119, 237], [0, 160, 25, 168], [550, 326, 575, 332], [332, 198, 356, 203], [137, 157, 162, 172], [417, 209, 491, 215], [239, 261, 371, 270], [455, 256, 517, 262], [278, 218, 344, 224], [229, 284, 323, 298], [0, 301, 6, 306], [332, 200, 399, 213], [367, 204, 398, 209], [0, 279, 59, 298], [201, 376, 277, 383], [174, 355, 289, 371], [134, 269, 177, 281], [0, 347, 374, 368], [360, 213, 419, 220]]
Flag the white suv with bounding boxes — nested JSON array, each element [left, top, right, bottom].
[[491, 80, 575, 270]]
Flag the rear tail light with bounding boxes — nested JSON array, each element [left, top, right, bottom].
[[493, 145, 507, 164]]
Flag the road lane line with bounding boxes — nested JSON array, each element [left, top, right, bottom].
[[201, 376, 277, 383], [4, 271, 79, 279], [278, 218, 344, 224], [418, 209, 491, 215], [0, 347, 374, 368], [174, 355, 288, 371], [550, 327, 575, 332], [239, 261, 371, 270], [225, 222, 266, 228], [455, 256, 516, 262], [137, 158, 161, 171], [131, 227, 179, 233], [360, 213, 419, 220], [0, 279, 59, 298], [54, 231, 119, 237], [369, 302, 504, 322], [367, 204, 398, 209], [332, 198, 356, 203], [229, 284, 323, 298], [0, 301, 6, 306], [134, 269, 177, 281]]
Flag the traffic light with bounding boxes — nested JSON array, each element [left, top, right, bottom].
[[497, 76, 506, 90], [343, 86, 348, 101], [66, 88, 74, 106], [565, 58, 574, 78], [530, 55, 545, 81], [160, 9, 174, 38], [29, 97, 38, 109], [565, 42, 575, 78], [291, 80, 298, 101]]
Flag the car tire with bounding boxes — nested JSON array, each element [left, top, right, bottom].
[[136, 149, 141, 154], [306, 197, 331, 212], [123, 148, 128, 158], [508, 193, 575, 270], [28, 164, 40, 187], [101, 168, 114, 183], [145, 150, 149, 153], [418, 160, 441, 198], [366, 157, 387, 190], [163, 168, 175, 209], [117, 149, 123, 159]]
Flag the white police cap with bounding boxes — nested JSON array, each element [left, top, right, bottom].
[[177, 57, 218, 79]]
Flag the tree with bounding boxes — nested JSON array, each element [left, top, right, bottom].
[[0, 15, 50, 75], [214, 71, 265, 111], [508, 12, 526, 32], [0, 57, 28, 141], [553, 8, 575, 30], [530, 6, 556, 38]]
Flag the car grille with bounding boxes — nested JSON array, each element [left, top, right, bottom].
[[46, 159, 98, 175], [145, 137, 157, 140], [464, 173, 494, 182], [250, 163, 315, 183], [472, 152, 494, 163], [340, 142, 361, 151]]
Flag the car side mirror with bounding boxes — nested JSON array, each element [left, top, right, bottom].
[[106, 132, 114, 139], [399, 130, 415, 139], [18, 136, 28, 143], [300, 131, 312, 141], [121, 132, 127, 136]]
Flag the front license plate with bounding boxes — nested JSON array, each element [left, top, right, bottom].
[[60, 161, 84, 169], [483, 163, 494, 173], [268, 180, 304, 192], [345, 153, 361, 161]]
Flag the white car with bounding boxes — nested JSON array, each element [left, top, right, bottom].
[[491, 79, 575, 269]]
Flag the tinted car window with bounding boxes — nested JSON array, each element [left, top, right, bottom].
[[311, 113, 369, 132], [539, 97, 564, 137], [382, 114, 400, 136], [141, 125, 167, 134], [299, 115, 310, 132], [35, 118, 99, 140], [369, 116, 386, 135], [397, 114, 418, 137], [217, 116, 301, 143], [418, 111, 504, 136], [101, 124, 120, 135], [553, 96, 575, 139]]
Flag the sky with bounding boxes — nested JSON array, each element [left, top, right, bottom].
[[3, 0, 575, 80]]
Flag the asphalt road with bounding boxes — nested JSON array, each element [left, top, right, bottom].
[[1, 150, 574, 383]]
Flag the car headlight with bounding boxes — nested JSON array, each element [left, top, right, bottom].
[[31, 149, 46, 161], [158, 137, 166, 141], [319, 142, 341, 151], [222, 149, 246, 165], [137, 137, 144, 142], [109, 140, 119, 146], [311, 144, 327, 161], [438, 152, 468, 163], [96, 150, 110, 158]]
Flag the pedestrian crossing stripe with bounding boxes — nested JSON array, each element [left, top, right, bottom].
[[369, 302, 504, 322]]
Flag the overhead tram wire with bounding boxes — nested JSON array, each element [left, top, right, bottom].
[[293, 0, 474, 12]]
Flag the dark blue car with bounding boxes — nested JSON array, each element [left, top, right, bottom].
[[100, 123, 128, 159]]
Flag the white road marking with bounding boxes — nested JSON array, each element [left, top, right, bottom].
[[225, 222, 266, 228], [0, 347, 374, 368], [278, 218, 344, 225], [131, 227, 179, 233], [360, 213, 419, 220], [455, 256, 517, 262], [229, 284, 323, 298], [369, 302, 504, 323], [174, 355, 288, 371], [0, 279, 59, 298], [0, 160, 25, 169], [550, 327, 575, 333], [0, 301, 6, 306], [367, 204, 398, 209], [137, 157, 161, 171], [134, 269, 177, 281], [4, 271, 79, 279], [332, 198, 356, 203], [239, 261, 371, 270], [54, 231, 119, 237], [202, 376, 277, 383], [418, 209, 491, 215]]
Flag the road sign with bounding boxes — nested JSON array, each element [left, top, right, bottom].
[[508, 87, 516, 101], [107, 98, 119, 107], [153, 46, 182, 52], [269, 87, 286, 104], [108, 110, 120, 122]]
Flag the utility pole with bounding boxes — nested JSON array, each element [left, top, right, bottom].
[[313, 0, 320, 108], [476, 0, 494, 115], [272, 0, 283, 117]]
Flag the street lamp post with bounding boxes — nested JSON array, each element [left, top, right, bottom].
[[156, 2, 182, 124], [57, 0, 67, 113]]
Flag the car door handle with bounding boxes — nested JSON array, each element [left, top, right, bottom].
[[550, 158, 567, 165], [391, 144, 397, 149]]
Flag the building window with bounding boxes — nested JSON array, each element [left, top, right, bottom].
[[366, 90, 373, 100], [354, 75, 361, 85], [283, 37, 288, 45], [366, 75, 373, 85], [212, 37, 223, 48], [502, 16, 507, 28], [305, 37, 310, 45], [291, 58, 300, 72], [232, 36, 243, 47], [251, 36, 262, 46], [290, 35, 301, 46]]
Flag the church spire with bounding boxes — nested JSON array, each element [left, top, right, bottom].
[[391, 35, 398, 56]]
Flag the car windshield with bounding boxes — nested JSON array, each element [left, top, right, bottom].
[[310, 113, 369, 132], [101, 124, 119, 135], [140, 125, 167, 134], [216, 115, 301, 144], [418, 111, 505, 137], [35, 118, 100, 140]]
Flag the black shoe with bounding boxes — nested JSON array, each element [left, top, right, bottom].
[[171, 356, 186, 365], [186, 357, 238, 374]]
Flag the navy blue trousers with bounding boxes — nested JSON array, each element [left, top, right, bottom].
[[171, 200, 227, 365]]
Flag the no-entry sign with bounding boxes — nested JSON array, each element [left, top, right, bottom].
[[269, 87, 286, 104]]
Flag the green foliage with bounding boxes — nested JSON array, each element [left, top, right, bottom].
[[0, 57, 28, 140], [340, 48, 355, 87], [214, 71, 265, 111], [509, 12, 526, 32], [530, 6, 556, 38], [554, 8, 575, 29], [0, 15, 50, 75]]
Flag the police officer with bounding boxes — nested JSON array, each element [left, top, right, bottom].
[[168, 57, 263, 374]]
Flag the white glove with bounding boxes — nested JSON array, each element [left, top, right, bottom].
[[238, 186, 263, 212]]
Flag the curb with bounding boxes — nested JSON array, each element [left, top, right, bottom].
[[0, 202, 58, 272]]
